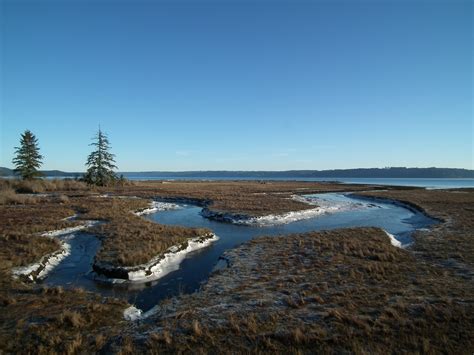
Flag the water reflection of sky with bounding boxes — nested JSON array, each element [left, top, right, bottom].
[[44, 193, 436, 311]]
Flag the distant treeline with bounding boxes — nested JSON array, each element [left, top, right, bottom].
[[1, 167, 473, 179]]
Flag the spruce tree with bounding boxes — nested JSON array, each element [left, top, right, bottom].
[[84, 128, 118, 186], [12, 130, 43, 180]]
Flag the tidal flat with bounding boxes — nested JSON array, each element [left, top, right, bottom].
[[0, 179, 472, 353]]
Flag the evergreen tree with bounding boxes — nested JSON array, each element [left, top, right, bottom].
[[12, 130, 43, 180], [84, 128, 118, 186]]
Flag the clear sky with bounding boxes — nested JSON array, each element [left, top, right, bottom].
[[1, 0, 472, 171]]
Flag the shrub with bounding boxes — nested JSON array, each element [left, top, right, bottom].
[[0, 187, 38, 205]]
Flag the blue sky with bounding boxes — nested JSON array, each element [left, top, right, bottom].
[[1, 0, 472, 171]]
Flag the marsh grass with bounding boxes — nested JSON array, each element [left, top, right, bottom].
[[0, 184, 211, 271], [136, 227, 474, 353], [357, 189, 474, 269], [0, 281, 128, 354], [71, 196, 210, 266], [102, 180, 379, 217], [0, 178, 88, 195], [1, 181, 472, 353], [0, 202, 78, 269]]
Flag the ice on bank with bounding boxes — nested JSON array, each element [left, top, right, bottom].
[[202, 194, 369, 226], [12, 220, 99, 281], [384, 230, 402, 248], [12, 239, 71, 281], [135, 201, 182, 216], [94, 234, 219, 283], [41, 220, 99, 237]]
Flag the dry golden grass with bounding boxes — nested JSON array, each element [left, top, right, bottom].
[[356, 189, 474, 270], [69, 196, 211, 266], [1, 180, 472, 353], [93, 212, 209, 266], [134, 227, 474, 353], [0, 186, 135, 353], [0, 178, 88, 194], [0, 190, 210, 270], [103, 180, 380, 217], [0, 282, 128, 354], [0, 203, 78, 270], [0, 187, 41, 205]]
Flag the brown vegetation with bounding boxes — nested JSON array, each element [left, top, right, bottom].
[[96, 216, 209, 267], [1, 179, 472, 353], [133, 226, 474, 353], [0, 205, 78, 270], [0, 181, 210, 354], [0, 282, 128, 354], [103, 180, 381, 216], [0, 178, 88, 195], [355, 189, 474, 276], [0, 180, 212, 270]]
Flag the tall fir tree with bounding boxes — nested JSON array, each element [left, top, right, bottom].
[[12, 130, 43, 180], [84, 128, 118, 186]]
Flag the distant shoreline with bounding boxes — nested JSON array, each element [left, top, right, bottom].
[[1, 167, 473, 179]]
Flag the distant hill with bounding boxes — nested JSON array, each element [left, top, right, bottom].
[[1, 167, 473, 179], [0, 167, 13, 176], [120, 167, 474, 179], [0, 167, 80, 178]]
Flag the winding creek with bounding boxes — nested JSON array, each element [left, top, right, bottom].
[[42, 193, 437, 312]]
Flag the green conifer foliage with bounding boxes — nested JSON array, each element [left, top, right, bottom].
[[84, 129, 118, 186], [12, 130, 43, 180]]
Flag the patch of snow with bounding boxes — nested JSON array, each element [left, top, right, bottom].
[[12, 220, 99, 281], [93, 275, 127, 284], [203, 194, 370, 226], [134, 201, 182, 216], [417, 228, 431, 232], [12, 239, 71, 280], [127, 234, 219, 282], [293, 194, 374, 211], [123, 306, 143, 321], [11, 263, 40, 281], [96, 234, 219, 283], [250, 194, 371, 226], [41, 220, 99, 237], [37, 241, 71, 278], [384, 230, 402, 248], [21, 193, 51, 198], [242, 207, 339, 226], [123, 305, 160, 321]]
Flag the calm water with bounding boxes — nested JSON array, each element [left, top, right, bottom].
[[44, 193, 437, 311], [39, 175, 474, 188], [123, 176, 474, 189]]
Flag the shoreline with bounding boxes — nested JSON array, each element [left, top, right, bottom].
[[11, 239, 71, 281], [125, 186, 473, 352], [9, 203, 219, 285], [348, 193, 446, 224], [92, 233, 219, 283], [2, 181, 472, 353], [10, 220, 100, 281], [8, 189, 437, 285]]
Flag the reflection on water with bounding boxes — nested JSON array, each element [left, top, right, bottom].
[[44, 193, 436, 311]]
